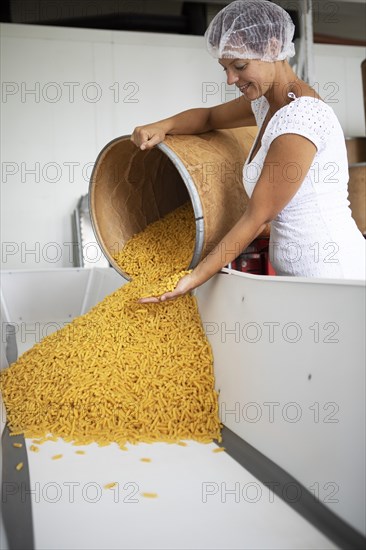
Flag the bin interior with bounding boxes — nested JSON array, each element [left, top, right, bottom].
[[90, 139, 190, 272]]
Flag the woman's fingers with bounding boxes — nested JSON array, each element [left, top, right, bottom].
[[140, 133, 163, 150], [131, 126, 165, 150], [138, 296, 160, 304], [159, 290, 179, 301], [137, 291, 178, 304], [137, 274, 195, 304]]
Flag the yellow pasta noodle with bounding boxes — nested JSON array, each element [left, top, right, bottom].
[[15, 462, 24, 471], [51, 454, 63, 460], [29, 445, 39, 453], [104, 482, 117, 490], [0, 203, 222, 446], [141, 492, 158, 499], [12, 443, 23, 448]]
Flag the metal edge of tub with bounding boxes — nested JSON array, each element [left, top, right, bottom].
[[217, 426, 366, 550], [1, 325, 35, 550]]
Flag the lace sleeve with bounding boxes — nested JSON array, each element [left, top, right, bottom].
[[263, 97, 335, 152]]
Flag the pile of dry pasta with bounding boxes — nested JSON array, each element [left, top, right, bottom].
[[0, 203, 222, 446]]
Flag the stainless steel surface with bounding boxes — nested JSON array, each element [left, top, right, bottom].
[[73, 195, 109, 269]]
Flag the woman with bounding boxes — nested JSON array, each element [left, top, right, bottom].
[[131, 0, 366, 303]]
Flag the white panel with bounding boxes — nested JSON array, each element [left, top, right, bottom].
[[0, 268, 125, 358], [1, 30, 98, 270], [111, 41, 225, 131], [93, 41, 118, 150], [0, 23, 113, 43], [0, 268, 126, 323], [344, 51, 366, 136], [196, 270, 366, 535], [0, 269, 91, 322], [313, 44, 366, 137], [80, 267, 126, 313]]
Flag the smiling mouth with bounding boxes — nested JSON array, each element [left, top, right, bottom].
[[239, 83, 250, 93]]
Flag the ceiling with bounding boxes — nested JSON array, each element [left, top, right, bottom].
[[1, 1, 365, 44]]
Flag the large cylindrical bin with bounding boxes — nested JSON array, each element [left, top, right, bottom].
[[89, 127, 269, 279], [346, 136, 366, 236], [348, 163, 366, 236]]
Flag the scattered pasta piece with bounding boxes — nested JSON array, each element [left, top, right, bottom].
[[140, 458, 151, 463], [212, 447, 226, 453], [104, 482, 117, 490], [75, 450, 85, 455], [177, 442, 187, 446], [141, 492, 158, 499], [29, 445, 39, 452], [15, 462, 24, 471], [12, 443, 23, 448], [51, 454, 63, 460], [46, 435, 59, 442]]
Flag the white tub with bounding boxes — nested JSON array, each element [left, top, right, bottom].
[[1, 267, 365, 549]]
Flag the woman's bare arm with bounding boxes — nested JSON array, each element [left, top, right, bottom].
[[139, 133, 317, 302], [131, 95, 256, 150]]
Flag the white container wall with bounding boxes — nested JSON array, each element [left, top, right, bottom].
[[198, 269, 366, 536], [0, 268, 365, 547]]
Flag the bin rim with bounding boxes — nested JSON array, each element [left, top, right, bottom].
[[89, 134, 205, 280]]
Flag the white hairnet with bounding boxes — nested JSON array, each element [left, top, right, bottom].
[[205, 0, 295, 62]]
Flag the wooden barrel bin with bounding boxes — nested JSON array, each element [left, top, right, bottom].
[[345, 136, 366, 164], [89, 127, 270, 279], [346, 137, 366, 236], [348, 163, 366, 236]]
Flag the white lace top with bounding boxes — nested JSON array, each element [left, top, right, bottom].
[[243, 93, 366, 280]]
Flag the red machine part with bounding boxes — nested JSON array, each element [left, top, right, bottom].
[[230, 238, 276, 276]]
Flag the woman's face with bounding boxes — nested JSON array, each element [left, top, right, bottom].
[[219, 58, 275, 101]]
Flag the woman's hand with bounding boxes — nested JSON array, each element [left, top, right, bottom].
[[138, 273, 196, 303], [131, 124, 167, 151]]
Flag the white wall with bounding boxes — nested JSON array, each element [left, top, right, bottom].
[[1, 23, 365, 270], [313, 43, 366, 137]]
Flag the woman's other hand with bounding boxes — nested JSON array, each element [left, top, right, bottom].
[[131, 125, 167, 151]]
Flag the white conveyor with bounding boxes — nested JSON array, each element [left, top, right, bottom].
[[0, 267, 365, 550]]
